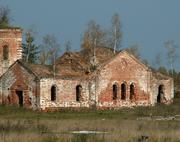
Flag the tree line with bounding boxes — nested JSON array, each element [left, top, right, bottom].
[[0, 6, 124, 65], [0, 6, 180, 90]]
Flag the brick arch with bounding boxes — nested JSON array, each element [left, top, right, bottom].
[[10, 81, 29, 91], [1, 41, 9, 48], [9, 81, 29, 107], [1, 41, 9, 46]]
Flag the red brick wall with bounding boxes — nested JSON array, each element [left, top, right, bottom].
[[149, 73, 174, 105], [39, 78, 89, 110], [0, 62, 39, 109], [0, 29, 22, 76], [96, 51, 150, 108]]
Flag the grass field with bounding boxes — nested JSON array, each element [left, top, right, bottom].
[[0, 96, 180, 142]]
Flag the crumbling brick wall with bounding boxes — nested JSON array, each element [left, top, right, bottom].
[[0, 29, 22, 76], [95, 51, 151, 108], [37, 51, 174, 110], [0, 61, 39, 109], [39, 77, 90, 110], [149, 73, 174, 105], [0, 28, 174, 110]]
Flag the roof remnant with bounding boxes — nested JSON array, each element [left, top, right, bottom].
[[16, 47, 171, 80]]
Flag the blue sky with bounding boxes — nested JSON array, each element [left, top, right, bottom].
[[1, 0, 180, 70]]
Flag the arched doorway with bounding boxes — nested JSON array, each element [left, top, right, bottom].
[[157, 85, 164, 103]]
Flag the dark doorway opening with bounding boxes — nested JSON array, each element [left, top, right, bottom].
[[157, 85, 164, 103], [16, 91, 23, 107]]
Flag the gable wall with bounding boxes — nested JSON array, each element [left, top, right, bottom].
[[0, 51, 174, 110], [0, 62, 39, 109], [96, 52, 151, 108]]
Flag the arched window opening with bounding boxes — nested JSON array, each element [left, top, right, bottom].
[[3, 45, 9, 60], [51, 85, 56, 101], [157, 85, 164, 103], [121, 83, 126, 100], [130, 84, 135, 100], [76, 85, 82, 102], [113, 84, 118, 100]]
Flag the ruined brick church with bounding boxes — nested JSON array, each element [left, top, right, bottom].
[[0, 29, 174, 110]]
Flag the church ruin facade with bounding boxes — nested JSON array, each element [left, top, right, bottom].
[[0, 29, 174, 110]]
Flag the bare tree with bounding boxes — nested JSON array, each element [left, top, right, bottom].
[[154, 53, 162, 69], [111, 13, 122, 53], [81, 20, 106, 49], [81, 13, 122, 52], [64, 40, 72, 52], [39, 34, 61, 65], [164, 40, 178, 76], [81, 20, 106, 66]]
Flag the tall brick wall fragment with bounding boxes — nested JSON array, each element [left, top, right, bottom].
[[0, 29, 22, 76]]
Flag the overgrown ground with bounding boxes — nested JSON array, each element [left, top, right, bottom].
[[0, 96, 180, 142]]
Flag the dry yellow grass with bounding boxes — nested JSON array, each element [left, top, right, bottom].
[[0, 119, 180, 142], [0, 97, 180, 141]]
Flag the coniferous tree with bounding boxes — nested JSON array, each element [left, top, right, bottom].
[[22, 31, 39, 63]]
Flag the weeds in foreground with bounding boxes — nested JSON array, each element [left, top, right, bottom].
[[0, 119, 179, 142], [0, 97, 179, 142]]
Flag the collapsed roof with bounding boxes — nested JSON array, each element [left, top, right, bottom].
[[16, 47, 171, 80]]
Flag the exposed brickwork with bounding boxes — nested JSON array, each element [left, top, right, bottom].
[[0, 28, 174, 110], [39, 78, 89, 110], [149, 72, 174, 105], [95, 52, 150, 108], [0, 29, 22, 76], [0, 61, 39, 108]]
